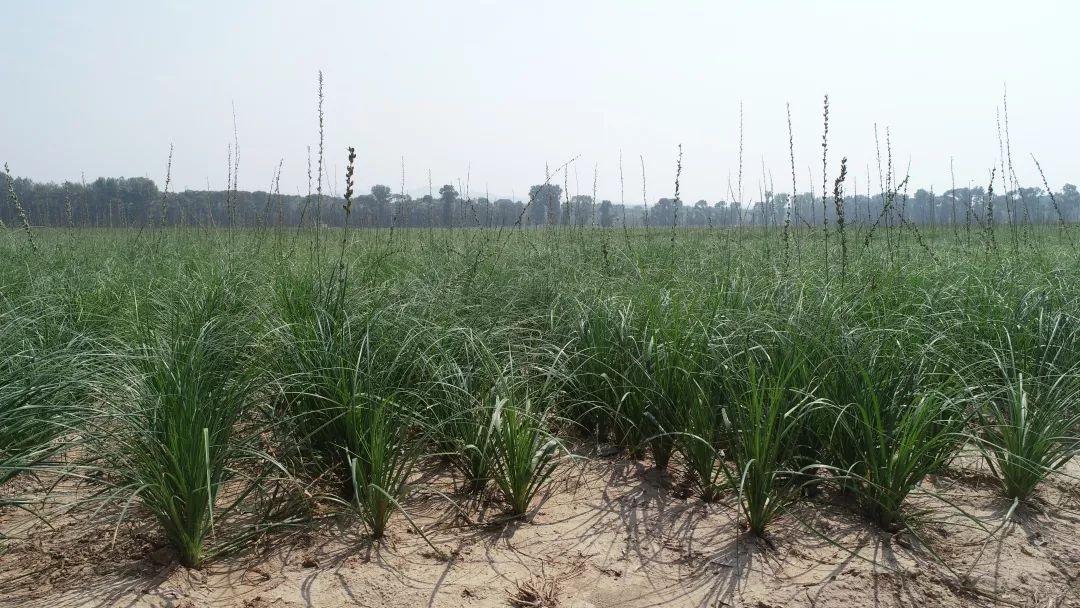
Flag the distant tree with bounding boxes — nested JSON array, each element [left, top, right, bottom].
[[570, 195, 593, 225], [690, 200, 710, 226], [914, 189, 933, 224], [418, 194, 433, 227], [392, 193, 410, 226], [712, 201, 728, 226], [475, 197, 492, 226], [652, 198, 680, 227], [371, 185, 392, 226], [492, 198, 516, 226], [771, 194, 790, 226], [1062, 184, 1080, 221], [729, 201, 743, 225], [599, 199, 613, 227], [527, 184, 561, 226], [439, 184, 458, 227]]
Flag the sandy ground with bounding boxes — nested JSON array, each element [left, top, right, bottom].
[[2, 454, 1080, 608]]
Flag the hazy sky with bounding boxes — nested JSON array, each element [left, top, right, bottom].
[[2, 1, 1077, 202]]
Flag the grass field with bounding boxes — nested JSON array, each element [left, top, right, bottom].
[[2, 223, 1079, 605]]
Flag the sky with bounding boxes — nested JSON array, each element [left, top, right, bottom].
[[1, 0, 1077, 203]]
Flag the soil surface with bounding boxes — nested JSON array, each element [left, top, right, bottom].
[[2, 454, 1079, 608]]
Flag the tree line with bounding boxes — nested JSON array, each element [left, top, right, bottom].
[[3, 170, 1080, 229]]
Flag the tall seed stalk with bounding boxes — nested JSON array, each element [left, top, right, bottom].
[[158, 144, 174, 228], [3, 163, 36, 251], [820, 95, 830, 281], [833, 157, 848, 285]]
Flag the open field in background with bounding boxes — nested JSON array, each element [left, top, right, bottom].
[[1, 224, 1080, 607]]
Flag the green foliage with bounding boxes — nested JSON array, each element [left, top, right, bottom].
[[423, 332, 505, 493], [273, 274, 426, 538], [817, 343, 967, 530], [721, 359, 816, 536], [1, 223, 1079, 561], [977, 373, 1080, 500], [0, 310, 85, 494], [487, 394, 561, 517], [676, 393, 728, 502], [101, 283, 258, 567], [345, 397, 413, 538]]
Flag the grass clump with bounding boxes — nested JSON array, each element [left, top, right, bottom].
[[487, 390, 561, 517], [274, 277, 424, 538], [0, 309, 85, 498], [976, 372, 1080, 501], [721, 357, 816, 536], [424, 332, 503, 494], [344, 396, 414, 538], [676, 393, 727, 503], [100, 283, 259, 567], [971, 313, 1080, 500], [815, 332, 967, 530]]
